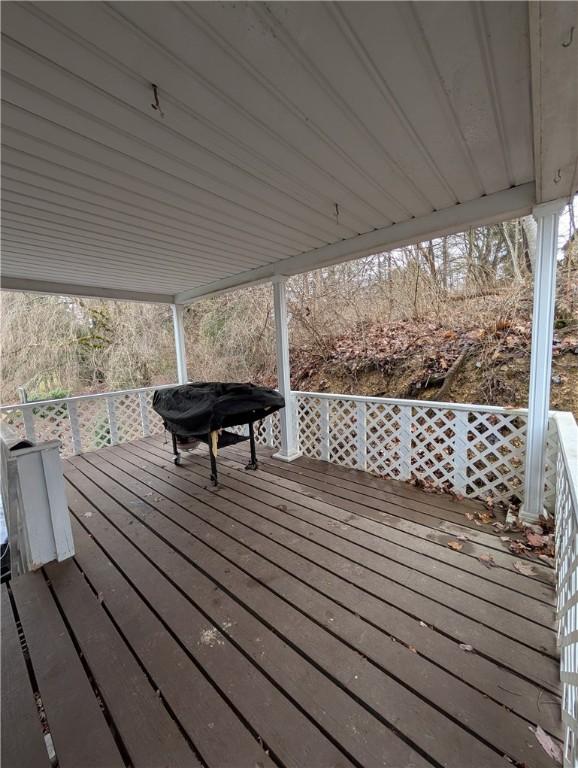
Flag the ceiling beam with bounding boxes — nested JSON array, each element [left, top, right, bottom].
[[1, 276, 173, 304], [529, 1, 578, 204], [176, 182, 536, 303]]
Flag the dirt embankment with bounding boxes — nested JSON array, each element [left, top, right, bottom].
[[290, 307, 578, 417]]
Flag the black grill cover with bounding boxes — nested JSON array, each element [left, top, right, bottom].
[[152, 382, 285, 437]]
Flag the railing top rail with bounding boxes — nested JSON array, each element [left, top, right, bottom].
[[291, 390, 531, 416], [0, 383, 176, 411]]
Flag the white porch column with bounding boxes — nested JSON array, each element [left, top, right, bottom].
[[521, 199, 565, 521], [171, 303, 188, 385], [272, 277, 301, 461]]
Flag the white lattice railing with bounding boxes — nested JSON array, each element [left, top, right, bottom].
[[0, 385, 282, 458], [554, 412, 578, 768], [293, 391, 559, 510], [0, 386, 170, 457], [0, 386, 561, 510]]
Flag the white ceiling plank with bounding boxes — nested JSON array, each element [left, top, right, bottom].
[[2, 156, 293, 258], [1, 235, 251, 286], [2, 2, 574, 302], [1, 34, 353, 246], [2, 131, 309, 254], [2, 198, 274, 269], [35, 0, 384, 231], [1, 276, 174, 304], [2, 182, 278, 264], [176, 183, 536, 303], [1, 80, 327, 251], [113, 1, 409, 222], [1, 226, 267, 284]]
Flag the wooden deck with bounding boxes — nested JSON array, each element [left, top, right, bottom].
[[2, 436, 562, 768]]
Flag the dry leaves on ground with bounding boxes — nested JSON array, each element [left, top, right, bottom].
[[447, 541, 463, 552], [459, 643, 474, 652], [478, 553, 496, 568]]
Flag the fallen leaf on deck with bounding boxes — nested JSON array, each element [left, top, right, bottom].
[[419, 621, 428, 628], [408, 645, 417, 653], [447, 541, 463, 551], [459, 643, 474, 652], [277, 504, 288, 513], [526, 532, 549, 548], [533, 725, 563, 764], [455, 533, 469, 541], [478, 553, 496, 568], [509, 540, 528, 555], [500, 536, 510, 542], [97, 592, 104, 604], [513, 560, 536, 576], [465, 512, 475, 521]]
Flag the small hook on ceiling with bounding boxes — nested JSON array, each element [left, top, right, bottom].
[[562, 26, 574, 47], [553, 169, 562, 184], [151, 83, 165, 118]]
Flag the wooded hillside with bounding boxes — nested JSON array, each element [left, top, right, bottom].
[[2, 213, 577, 415]]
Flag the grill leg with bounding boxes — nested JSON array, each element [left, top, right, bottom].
[[172, 432, 182, 466], [245, 422, 258, 471], [208, 433, 218, 486]]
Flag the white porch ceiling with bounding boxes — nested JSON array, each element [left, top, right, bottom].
[[1, 1, 577, 303]]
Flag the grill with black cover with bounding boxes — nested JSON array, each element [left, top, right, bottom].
[[152, 382, 285, 485]]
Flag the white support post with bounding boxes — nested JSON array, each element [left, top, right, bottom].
[[521, 199, 566, 521], [106, 397, 119, 446], [172, 304, 188, 385], [356, 401, 367, 471], [67, 400, 82, 455], [319, 399, 330, 461], [272, 277, 301, 461]]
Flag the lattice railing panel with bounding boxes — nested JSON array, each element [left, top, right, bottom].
[[142, 390, 165, 436], [463, 410, 527, 505], [0, 386, 173, 457], [293, 392, 559, 509], [114, 393, 146, 444], [411, 406, 456, 488], [296, 396, 323, 459], [253, 412, 281, 449], [76, 399, 112, 452], [554, 413, 578, 768], [328, 400, 358, 468], [365, 402, 407, 479], [0, 408, 26, 441]]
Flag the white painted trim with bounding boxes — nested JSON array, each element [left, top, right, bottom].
[[292, 390, 529, 416], [272, 278, 301, 461], [521, 203, 561, 521], [175, 184, 536, 303], [0, 383, 176, 411], [1, 276, 173, 303], [171, 304, 188, 385]]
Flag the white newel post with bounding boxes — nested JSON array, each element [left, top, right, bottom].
[[172, 303, 188, 385], [272, 277, 301, 461], [521, 199, 565, 521]]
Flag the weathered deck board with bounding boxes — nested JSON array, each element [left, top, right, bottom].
[[4, 438, 562, 768], [87, 443, 561, 734], [117, 442, 559, 680], [10, 572, 125, 768], [44, 558, 199, 768], [1, 586, 50, 768]]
